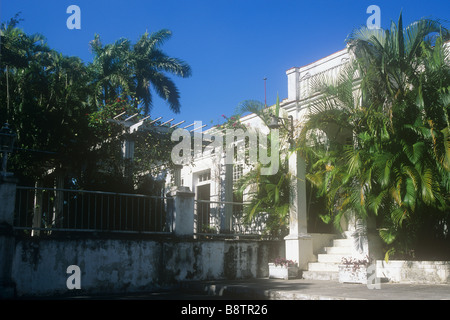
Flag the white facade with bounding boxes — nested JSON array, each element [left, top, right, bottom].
[[165, 47, 351, 238]]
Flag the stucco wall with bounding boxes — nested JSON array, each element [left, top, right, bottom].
[[11, 237, 284, 297], [376, 260, 450, 284], [310, 233, 338, 255]]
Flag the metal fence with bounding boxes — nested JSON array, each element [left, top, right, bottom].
[[14, 186, 173, 236], [194, 199, 268, 238]]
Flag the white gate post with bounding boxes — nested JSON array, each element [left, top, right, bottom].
[[284, 151, 314, 271], [168, 186, 195, 237]]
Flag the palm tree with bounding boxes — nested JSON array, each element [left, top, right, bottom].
[[132, 30, 191, 114], [90, 29, 192, 115], [347, 12, 449, 129], [300, 13, 450, 259], [1, 16, 95, 185], [347, 14, 449, 229], [234, 157, 290, 239], [298, 62, 366, 230], [231, 97, 291, 238], [1, 14, 49, 121], [89, 35, 133, 106]]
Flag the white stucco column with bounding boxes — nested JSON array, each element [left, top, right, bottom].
[[286, 67, 300, 101], [284, 150, 314, 271], [167, 186, 195, 237]]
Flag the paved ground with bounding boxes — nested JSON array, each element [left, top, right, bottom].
[[183, 278, 450, 300], [13, 278, 450, 300], [11, 280, 448, 320], [8, 278, 450, 318]]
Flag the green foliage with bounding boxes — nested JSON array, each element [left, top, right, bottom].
[[82, 94, 176, 192], [231, 97, 291, 239], [1, 15, 186, 194], [1, 16, 94, 182], [300, 13, 450, 260], [234, 157, 290, 239], [89, 29, 192, 114]]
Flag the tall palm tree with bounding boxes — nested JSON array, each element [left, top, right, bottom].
[[1, 14, 49, 121], [89, 29, 192, 115], [1, 16, 94, 184], [132, 29, 191, 114], [89, 35, 133, 106]]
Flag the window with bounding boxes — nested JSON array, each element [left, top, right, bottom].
[[233, 164, 243, 183], [198, 171, 211, 183]]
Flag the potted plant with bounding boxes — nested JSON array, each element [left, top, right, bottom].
[[338, 256, 370, 284], [268, 257, 298, 280], [199, 225, 217, 239]]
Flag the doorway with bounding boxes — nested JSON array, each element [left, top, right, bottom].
[[197, 184, 210, 233]]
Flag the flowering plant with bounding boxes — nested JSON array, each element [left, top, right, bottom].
[[340, 255, 370, 271], [214, 114, 248, 131], [271, 257, 297, 267]]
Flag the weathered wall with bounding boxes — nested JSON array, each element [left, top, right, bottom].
[[11, 236, 284, 297], [376, 260, 450, 284], [310, 233, 338, 255]]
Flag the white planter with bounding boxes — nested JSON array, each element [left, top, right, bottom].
[[268, 263, 299, 280], [338, 265, 368, 284]]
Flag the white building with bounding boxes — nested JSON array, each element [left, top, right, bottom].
[[165, 39, 450, 280], [163, 46, 362, 276], [165, 47, 352, 239]]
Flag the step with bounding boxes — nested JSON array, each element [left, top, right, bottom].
[[324, 246, 353, 255], [302, 270, 339, 281], [333, 238, 354, 247], [307, 262, 340, 272], [301, 238, 356, 282], [318, 253, 350, 264]]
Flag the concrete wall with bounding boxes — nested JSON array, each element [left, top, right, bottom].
[[11, 236, 284, 297], [376, 260, 450, 284]]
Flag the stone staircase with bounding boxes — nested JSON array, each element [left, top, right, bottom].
[[302, 238, 353, 281]]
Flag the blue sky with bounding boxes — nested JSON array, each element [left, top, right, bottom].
[[1, 0, 449, 130]]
